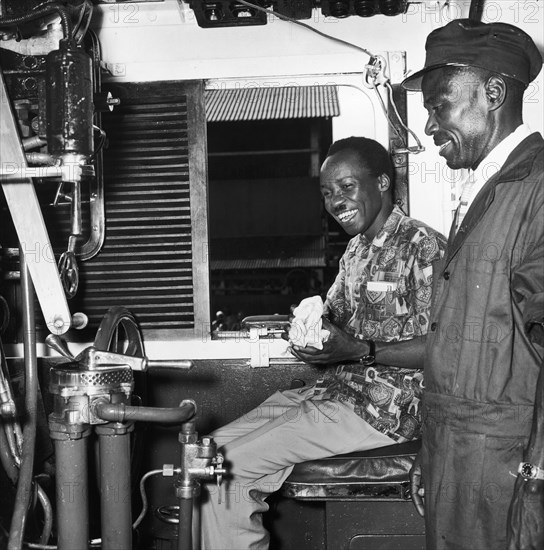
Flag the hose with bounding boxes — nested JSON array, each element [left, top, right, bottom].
[[8, 252, 38, 550], [0, 416, 18, 484], [1, 346, 52, 548], [0, 3, 72, 39], [95, 400, 197, 425]]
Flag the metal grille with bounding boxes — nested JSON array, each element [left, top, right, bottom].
[[78, 91, 195, 330], [79, 369, 134, 386], [29, 83, 203, 333]]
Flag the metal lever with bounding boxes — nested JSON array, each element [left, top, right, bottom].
[[69, 346, 194, 372], [147, 359, 194, 370], [214, 454, 226, 504]]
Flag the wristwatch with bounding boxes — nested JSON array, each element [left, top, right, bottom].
[[360, 339, 376, 366], [518, 462, 544, 481]]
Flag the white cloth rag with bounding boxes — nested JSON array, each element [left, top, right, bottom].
[[288, 296, 330, 349]]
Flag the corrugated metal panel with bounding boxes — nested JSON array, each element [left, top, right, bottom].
[[205, 85, 340, 122]]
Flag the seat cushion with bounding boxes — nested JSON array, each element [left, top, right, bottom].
[[281, 440, 420, 500]]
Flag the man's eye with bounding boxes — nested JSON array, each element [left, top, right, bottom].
[[322, 191, 331, 198]]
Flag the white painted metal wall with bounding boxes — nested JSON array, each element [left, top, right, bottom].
[[93, 0, 543, 237]]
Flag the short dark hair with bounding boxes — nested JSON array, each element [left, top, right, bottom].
[[326, 137, 394, 181]]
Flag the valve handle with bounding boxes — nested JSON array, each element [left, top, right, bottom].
[[214, 454, 225, 505], [217, 473, 222, 505]]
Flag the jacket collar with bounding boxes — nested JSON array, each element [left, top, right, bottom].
[[445, 132, 544, 265]]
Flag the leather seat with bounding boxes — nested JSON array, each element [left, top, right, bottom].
[[281, 440, 420, 500]]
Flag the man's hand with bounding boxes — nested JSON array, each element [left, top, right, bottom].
[[507, 477, 544, 550], [410, 451, 425, 517], [287, 318, 369, 365]]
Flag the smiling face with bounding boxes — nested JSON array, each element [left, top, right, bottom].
[[320, 149, 389, 239], [422, 67, 494, 170]]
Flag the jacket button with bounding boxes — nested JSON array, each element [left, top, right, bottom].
[[430, 322, 437, 332], [444, 271, 450, 280]]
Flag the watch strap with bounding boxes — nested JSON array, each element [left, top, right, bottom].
[[360, 339, 376, 366]]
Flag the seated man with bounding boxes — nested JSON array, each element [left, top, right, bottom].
[[201, 137, 447, 550]]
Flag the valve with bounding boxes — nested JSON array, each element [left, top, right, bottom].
[[177, 422, 227, 504]]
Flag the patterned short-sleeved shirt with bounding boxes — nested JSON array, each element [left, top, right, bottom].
[[314, 206, 446, 442]]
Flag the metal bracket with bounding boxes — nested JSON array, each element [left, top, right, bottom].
[[248, 327, 270, 368], [0, 70, 71, 334]]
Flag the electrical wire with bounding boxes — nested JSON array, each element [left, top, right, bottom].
[[0, 2, 73, 39], [372, 84, 406, 144], [234, 0, 424, 153], [133, 469, 163, 529], [236, 0, 374, 57], [90, 125, 106, 160], [385, 81, 423, 150], [73, 0, 94, 44]]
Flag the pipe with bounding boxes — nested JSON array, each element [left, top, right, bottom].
[[22, 136, 47, 152], [8, 251, 38, 550], [0, 3, 72, 39], [52, 436, 90, 550], [25, 153, 56, 166], [36, 485, 53, 546], [177, 498, 193, 550], [95, 400, 196, 425], [97, 430, 132, 550]]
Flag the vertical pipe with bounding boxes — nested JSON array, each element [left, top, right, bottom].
[[177, 498, 193, 550], [98, 430, 132, 550], [8, 249, 38, 550], [177, 420, 196, 550], [53, 436, 90, 550]]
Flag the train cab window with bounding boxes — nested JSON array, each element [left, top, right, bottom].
[[206, 115, 334, 325]]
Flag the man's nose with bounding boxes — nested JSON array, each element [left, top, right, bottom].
[[425, 112, 438, 136], [331, 188, 345, 207]]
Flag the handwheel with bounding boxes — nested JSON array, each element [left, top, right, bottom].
[[94, 306, 144, 358]]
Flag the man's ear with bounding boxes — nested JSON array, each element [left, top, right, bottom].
[[485, 75, 507, 111], [378, 174, 391, 192]]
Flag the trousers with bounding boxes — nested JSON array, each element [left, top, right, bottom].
[[200, 386, 394, 550]]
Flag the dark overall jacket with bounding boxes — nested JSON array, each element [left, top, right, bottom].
[[422, 133, 544, 549]]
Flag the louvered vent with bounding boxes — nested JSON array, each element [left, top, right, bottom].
[[35, 81, 209, 334], [82, 95, 195, 329]]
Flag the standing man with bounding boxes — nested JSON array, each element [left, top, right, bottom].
[[200, 137, 446, 549], [401, 19, 544, 550]]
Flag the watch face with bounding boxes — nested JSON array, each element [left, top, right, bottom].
[[521, 463, 535, 478]]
